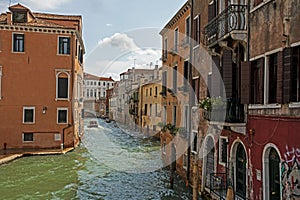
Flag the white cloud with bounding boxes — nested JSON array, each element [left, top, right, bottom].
[[85, 32, 162, 80], [106, 23, 113, 27], [98, 33, 138, 51], [19, 0, 72, 10]]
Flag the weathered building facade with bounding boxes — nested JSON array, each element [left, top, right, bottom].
[[0, 4, 85, 149], [160, 1, 191, 181]]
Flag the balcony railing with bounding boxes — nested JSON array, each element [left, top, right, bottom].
[[210, 173, 227, 200], [204, 5, 247, 47], [203, 98, 245, 123]]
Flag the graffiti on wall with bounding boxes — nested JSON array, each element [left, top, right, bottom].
[[282, 146, 300, 199]]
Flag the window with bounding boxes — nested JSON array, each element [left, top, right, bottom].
[[87, 89, 89, 97], [251, 58, 264, 104], [163, 106, 167, 124], [150, 88, 152, 96], [185, 16, 190, 43], [98, 82, 101, 86], [144, 104, 148, 115], [184, 61, 189, 89], [173, 66, 177, 92], [155, 87, 158, 96], [150, 104, 152, 116], [173, 106, 177, 125], [13, 33, 24, 52], [103, 92, 106, 97], [155, 104, 158, 117], [94, 91, 96, 97], [103, 82, 106, 86], [108, 83, 110, 87], [183, 153, 188, 169], [90, 89, 93, 97], [58, 37, 70, 55], [57, 108, 68, 124], [23, 107, 35, 123], [290, 47, 300, 102], [23, 133, 33, 142], [219, 137, 228, 165], [13, 12, 27, 23], [269, 53, 278, 104], [54, 134, 61, 141], [146, 89, 148, 96], [174, 28, 178, 52], [191, 131, 198, 153], [56, 72, 69, 100], [193, 15, 200, 45], [162, 71, 167, 96], [163, 38, 168, 60], [153, 125, 157, 132]]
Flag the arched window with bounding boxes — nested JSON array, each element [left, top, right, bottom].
[[56, 71, 70, 100]]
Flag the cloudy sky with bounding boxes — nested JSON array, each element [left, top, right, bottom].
[[1, 0, 186, 80]]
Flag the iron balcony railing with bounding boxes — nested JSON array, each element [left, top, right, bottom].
[[204, 5, 247, 46], [210, 173, 227, 200], [203, 98, 245, 123]]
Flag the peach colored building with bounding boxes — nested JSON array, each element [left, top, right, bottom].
[[159, 1, 191, 181], [0, 4, 85, 150]]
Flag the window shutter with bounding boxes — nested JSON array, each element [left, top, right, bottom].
[[276, 51, 284, 104], [283, 47, 292, 103], [208, 3, 216, 22], [211, 55, 222, 97], [241, 61, 251, 104], [258, 58, 265, 104], [223, 49, 233, 98]]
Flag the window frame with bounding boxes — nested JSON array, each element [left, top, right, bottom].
[[56, 71, 70, 101], [174, 27, 179, 52], [191, 131, 198, 154], [12, 33, 25, 53], [23, 132, 33, 142], [219, 136, 228, 166], [57, 108, 68, 124], [58, 36, 70, 55], [23, 106, 35, 124]]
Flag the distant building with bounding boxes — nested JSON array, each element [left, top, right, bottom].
[[0, 4, 85, 149], [83, 73, 114, 117]]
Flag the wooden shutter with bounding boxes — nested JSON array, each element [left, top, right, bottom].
[[258, 58, 265, 104], [211, 55, 221, 97], [241, 61, 251, 104], [208, 2, 216, 22], [223, 49, 233, 98], [283, 47, 292, 103], [276, 51, 283, 103]]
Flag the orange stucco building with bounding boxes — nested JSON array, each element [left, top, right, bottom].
[[0, 4, 85, 149]]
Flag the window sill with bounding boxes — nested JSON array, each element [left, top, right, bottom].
[[248, 103, 281, 110], [289, 102, 300, 108], [11, 51, 25, 54], [23, 122, 35, 124], [56, 98, 69, 101], [57, 54, 70, 56], [193, 45, 200, 50], [191, 151, 198, 155], [23, 141, 34, 143], [57, 123, 68, 125]]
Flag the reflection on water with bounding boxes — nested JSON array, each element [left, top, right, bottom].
[[0, 119, 192, 200]]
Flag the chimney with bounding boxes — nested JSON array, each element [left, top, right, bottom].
[[6, 12, 12, 25]]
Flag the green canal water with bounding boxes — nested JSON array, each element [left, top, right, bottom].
[[0, 119, 193, 200]]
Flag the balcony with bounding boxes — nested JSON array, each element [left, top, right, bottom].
[[203, 98, 245, 124], [204, 5, 247, 47]]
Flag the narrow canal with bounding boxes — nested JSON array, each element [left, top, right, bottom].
[[0, 119, 193, 200]]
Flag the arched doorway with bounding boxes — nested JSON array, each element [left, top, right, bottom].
[[268, 148, 281, 200], [205, 136, 215, 188], [236, 143, 247, 199]]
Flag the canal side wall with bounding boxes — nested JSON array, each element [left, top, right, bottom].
[[0, 147, 75, 165]]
